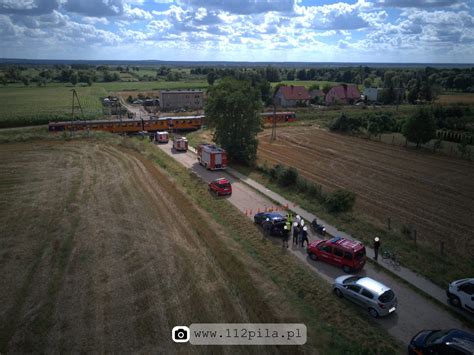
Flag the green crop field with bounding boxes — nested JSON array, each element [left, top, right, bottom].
[[273, 80, 340, 88], [0, 80, 208, 128]]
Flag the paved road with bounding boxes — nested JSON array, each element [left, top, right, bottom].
[[156, 141, 474, 344]]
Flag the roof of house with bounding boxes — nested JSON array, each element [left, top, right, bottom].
[[278, 85, 311, 100], [327, 84, 361, 100], [161, 90, 204, 94]]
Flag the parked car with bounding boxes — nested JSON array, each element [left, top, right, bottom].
[[447, 278, 474, 313], [310, 218, 326, 235], [333, 275, 397, 318], [408, 329, 474, 355], [208, 178, 232, 196], [307, 236, 366, 273], [261, 220, 288, 237], [254, 212, 286, 225]]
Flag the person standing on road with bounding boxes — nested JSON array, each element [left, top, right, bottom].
[[292, 222, 299, 245], [373, 237, 381, 261], [302, 226, 309, 247], [283, 221, 291, 248]]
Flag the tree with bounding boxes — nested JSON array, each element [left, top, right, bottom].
[[286, 70, 295, 81], [207, 71, 218, 85], [265, 65, 280, 82], [322, 83, 331, 94], [70, 72, 78, 86], [0, 76, 7, 86], [402, 108, 436, 148], [297, 69, 307, 81], [205, 78, 262, 164], [21, 77, 30, 86]]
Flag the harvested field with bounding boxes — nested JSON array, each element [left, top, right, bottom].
[[258, 126, 474, 259], [0, 140, 295, 353], [437, 93, 474, 104]]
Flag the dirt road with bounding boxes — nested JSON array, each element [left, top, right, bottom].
[[156, 141, 474, 344], [257, 126, 474, 260]]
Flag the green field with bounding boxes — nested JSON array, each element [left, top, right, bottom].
[[273, 80, 340, 88], [0, 80, 208, 128]]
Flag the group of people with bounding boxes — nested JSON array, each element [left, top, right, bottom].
[[282, 213, 309, 249]]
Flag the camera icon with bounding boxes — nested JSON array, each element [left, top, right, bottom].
[[172, 326, 190, 343]]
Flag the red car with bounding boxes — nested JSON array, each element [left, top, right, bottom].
[[307, 236, 366, 273], [208, 178, 232, 196]]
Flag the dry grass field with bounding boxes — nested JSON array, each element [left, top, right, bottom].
[[0, 136, 401, 353], [258, 126, 474, 264], [0, 140, 285, 353], [437, 93, 474, 104]]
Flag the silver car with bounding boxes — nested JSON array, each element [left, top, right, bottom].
[[333, 275, 397, 318]]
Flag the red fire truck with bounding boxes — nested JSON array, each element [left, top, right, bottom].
[[197, 144, 227, 170], [173, 136, 188, 152], [155, 131, 169, 144]]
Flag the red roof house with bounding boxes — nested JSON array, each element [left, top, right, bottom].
[[275, 85, 311, 107], [325, 84, 361, 105]]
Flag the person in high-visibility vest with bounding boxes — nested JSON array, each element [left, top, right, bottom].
[[287, 212, 293, 225], [282, 221, 291, 248]]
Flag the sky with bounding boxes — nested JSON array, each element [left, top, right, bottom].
[[0, 0, 473, 63]]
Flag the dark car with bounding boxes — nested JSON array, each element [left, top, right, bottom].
[[262, 220, 288, 237], [254, 212, 286, 225], [408, 329, 474, 355], [311, 218, 326, 235]]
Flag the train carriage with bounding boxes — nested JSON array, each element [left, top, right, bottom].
[[260, 111, 296, 124], [48, 115, 204, 134]]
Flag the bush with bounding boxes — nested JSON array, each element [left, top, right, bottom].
[[329, 113, 362, 132], [307, 183, 324, 202], [279, 166, 298, 186], [296, 176, 309, 192], [269, 163, 285, 181], [325, 189, 356, 213]]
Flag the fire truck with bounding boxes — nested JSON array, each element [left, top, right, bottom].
[[197, 144, 227, 170], [155, 131, 169, 144], [173, 136, 188, 152]]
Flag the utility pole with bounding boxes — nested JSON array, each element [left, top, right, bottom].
[[271, 94, 277, 141], [70, 89, 85, 136]]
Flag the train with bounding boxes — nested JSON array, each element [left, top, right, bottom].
[[48, 115, 205, 133], [260, 111, 296, 124], [48, 111, 296, 134]]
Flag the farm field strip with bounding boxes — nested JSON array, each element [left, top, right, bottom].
[[257, 126, 474, 257], [0, 141, 288, 353]]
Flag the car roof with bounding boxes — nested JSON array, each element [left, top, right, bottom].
[[435, 329, 474, 352], [213, 178, 230, 184], [356, 277, 390, 295], [328, 236, 364, 251]]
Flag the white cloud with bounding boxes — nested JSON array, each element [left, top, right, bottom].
[[63, 0, 124, 17], [374, 0, 469, 8], [123, 4, 153, 20], [82, 16, 110, 24], [0, 0, 59, 15], [178, 0, 296, 14], [294, 0, 386, 31]]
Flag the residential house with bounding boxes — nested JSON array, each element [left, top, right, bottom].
[[325, 84, 361, 105], [362, 88, 382, 102], [274, 85, 311, 107], [160, 90, 204, 111]]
